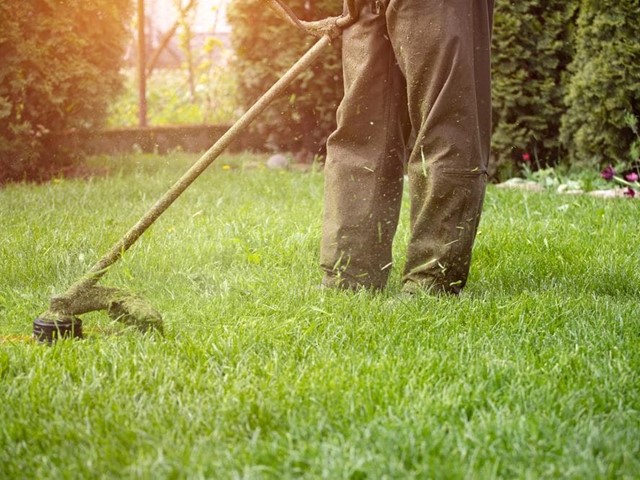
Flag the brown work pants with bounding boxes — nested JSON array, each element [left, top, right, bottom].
[[321, 0, 494, 294]]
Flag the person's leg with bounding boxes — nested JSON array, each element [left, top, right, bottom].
[[320, 1, 410, 290], [385, 0, 495, 295]]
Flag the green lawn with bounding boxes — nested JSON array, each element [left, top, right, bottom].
[[1, 153, 639, 479]]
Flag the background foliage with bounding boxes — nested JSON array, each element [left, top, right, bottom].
[[560, 0, 640, 168], [228, 0, 639, 176], [107, 67, 238, 128], [0, 0, 131, 183], [490, 0, 578, 177], [227, 0, 343, 162], [2, 0, 639, 182]]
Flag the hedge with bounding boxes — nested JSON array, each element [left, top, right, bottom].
[[560, 0, 640, 167], [0, 0, 131, 183], [490, 0, 578, 177]]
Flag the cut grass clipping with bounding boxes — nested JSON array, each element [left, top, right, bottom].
[[1, 152, 639, 478]]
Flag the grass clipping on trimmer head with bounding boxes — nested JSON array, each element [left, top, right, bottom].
[[44, 285, 164, 334]]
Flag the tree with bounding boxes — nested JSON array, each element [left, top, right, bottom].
[[490, 0, 578, 178], [560, 0, 640, 168], [227, 0, 343, 161], [0, 0, 132, 183]]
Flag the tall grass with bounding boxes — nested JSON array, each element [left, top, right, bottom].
[[1, 153, 638, 478]]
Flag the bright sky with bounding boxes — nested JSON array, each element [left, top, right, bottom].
[[147, 0, 231, 34]]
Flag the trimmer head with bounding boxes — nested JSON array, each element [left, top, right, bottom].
[[33, 315, 83, 343], [34, 285, 163, 342]]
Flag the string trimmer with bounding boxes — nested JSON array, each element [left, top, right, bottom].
[[33, 0, 357, 342]]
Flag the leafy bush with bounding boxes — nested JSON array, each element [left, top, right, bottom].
[[560, 0, 640, 168], [227, 0, 343, 161], [107, 67, 239, 128], [490, 0, 578, 178], [0, 0, 131, 183]]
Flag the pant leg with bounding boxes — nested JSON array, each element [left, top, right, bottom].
[[320, 2, 410, 290], [386, 0, 494, 294]]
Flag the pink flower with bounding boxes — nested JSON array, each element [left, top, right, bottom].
[[601, 165, 616, 181], [624, 188, 636, 198], [625, 172, 639, 182], [522, 152, 531, 163]]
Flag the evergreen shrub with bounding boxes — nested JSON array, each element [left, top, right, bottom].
[[490, 0, 577, 178], [227, 0, 343, 161], [560, 0, 640, 168]]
